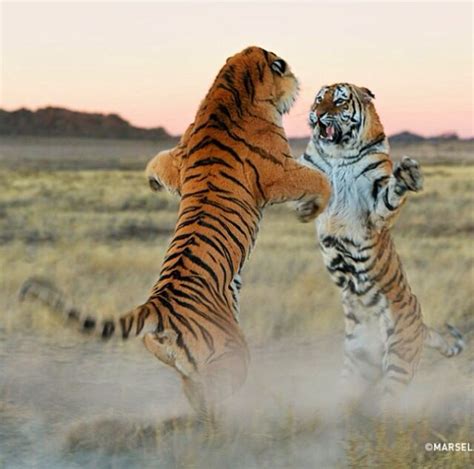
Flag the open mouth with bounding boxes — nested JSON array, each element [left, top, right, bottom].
[[318, 122, 337, 142]]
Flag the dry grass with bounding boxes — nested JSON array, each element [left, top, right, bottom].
[[0, 145, 473, 467], [1, 165, 472, 341]]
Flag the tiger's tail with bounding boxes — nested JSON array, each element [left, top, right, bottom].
[[424, 323, 465, 358], [19, 277, 158, 340]]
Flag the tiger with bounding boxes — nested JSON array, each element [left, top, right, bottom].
[[296, 83, 464, 400], [20, 46, 331, 418]]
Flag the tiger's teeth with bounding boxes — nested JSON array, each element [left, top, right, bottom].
[[326, 125, 335, 140]]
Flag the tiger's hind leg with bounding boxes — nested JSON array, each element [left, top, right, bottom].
[[380, 315, 424, 401], [143, 331, 248, 421], [143, 330, 211, 418], [339, 301, 383, 403], [182, 349, 249, 422]]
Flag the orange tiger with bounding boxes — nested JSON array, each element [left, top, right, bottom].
[[20, 46, 331, 417], [297, 83, 464, 400]]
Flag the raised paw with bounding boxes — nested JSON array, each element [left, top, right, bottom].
[[295, 196, 325, 223], [145, 153, 166, 192], [147, 175, 163, 192], [394, 156, 423, 192]]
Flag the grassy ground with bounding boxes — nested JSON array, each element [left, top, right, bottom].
[[1, 165, 472, 341], [0, 145, 473, 467]]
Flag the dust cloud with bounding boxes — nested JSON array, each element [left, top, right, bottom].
[[1, 325, 471, 468]]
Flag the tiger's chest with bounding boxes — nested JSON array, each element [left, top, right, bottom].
[[317, 163, 373, 238], [315, 162, 378, 297]]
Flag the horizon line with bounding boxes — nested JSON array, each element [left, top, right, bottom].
[[1, 104, 472, 140]]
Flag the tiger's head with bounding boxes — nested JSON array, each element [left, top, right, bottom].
[[308, 83, 385, 157], [146, 47, 302, 200], [215, 46, 300, 116]]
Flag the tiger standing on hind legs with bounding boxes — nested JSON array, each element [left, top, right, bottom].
[[295, 83, 464, 409], [20, 46, 331, 422]]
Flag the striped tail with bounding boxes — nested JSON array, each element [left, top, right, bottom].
[[424, 323, 465, 358], [19, 277, 158, 340]]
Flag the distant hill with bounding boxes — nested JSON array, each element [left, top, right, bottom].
[[388, 131, 426, 144], [388, 131, 461, 144], [0, 107, 468, 144], [0, 107, 175, 140]]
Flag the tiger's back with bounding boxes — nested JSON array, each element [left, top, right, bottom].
[[20, 46, 331, 417]]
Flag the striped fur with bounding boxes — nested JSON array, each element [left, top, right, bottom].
[[298, 83, 464, 398], [20, 47, 331, 417]]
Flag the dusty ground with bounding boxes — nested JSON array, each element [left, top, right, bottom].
[[0, 138, 473, 467]]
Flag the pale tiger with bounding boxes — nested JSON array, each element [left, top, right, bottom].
[[296, 82, 464, 399]]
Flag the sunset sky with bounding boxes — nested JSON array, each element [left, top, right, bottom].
[[2, 1, 472, 137]]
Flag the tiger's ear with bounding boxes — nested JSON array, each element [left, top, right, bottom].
[[359, 87, 375, 103]]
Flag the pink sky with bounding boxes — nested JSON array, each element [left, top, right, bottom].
[[1, 1, 473, 137]]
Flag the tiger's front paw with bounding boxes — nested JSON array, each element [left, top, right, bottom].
[[147, 175, 163, 192], [394, 156, 423, 193], [145, 160, 164, 192], [295, 196, 325, 223]]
